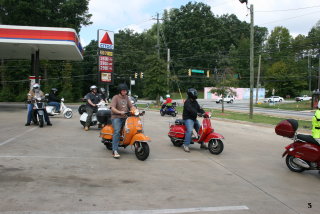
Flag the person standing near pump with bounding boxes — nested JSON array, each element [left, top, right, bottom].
[[84, 85, 101, 131], [110, 83, 135, 159], [47, 88, 60, 113], [312, 102, 320, 143], [182, 88, 205, 152], [25, 83, 52, 126]]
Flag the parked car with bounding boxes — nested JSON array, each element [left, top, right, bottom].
[[295, 95, 311, 102], [264, 96, 284, 103], [215, 95, 235, 104]]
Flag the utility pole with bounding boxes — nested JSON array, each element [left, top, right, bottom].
[[157, 13, 160, 58], [255, 55, 261, 104], [318, 53, 320, 90], [167, 48, 170, 93], [239, 0, 254, 119], [249, 4, 254, 119], [308, 51, 311, 92]]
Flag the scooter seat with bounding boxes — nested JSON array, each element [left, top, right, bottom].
[[296, 134, 320, 146], [175, 119, 184, 125]]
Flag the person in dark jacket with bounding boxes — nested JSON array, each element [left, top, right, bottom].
[[182, 88, 205, 152], [47, 88, 60, 113], [84, 85, 101, 131]]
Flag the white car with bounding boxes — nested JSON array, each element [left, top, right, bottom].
[[215, 95, 235, 104], [264, 96, 284, 103], [295, 95, 311, 102]]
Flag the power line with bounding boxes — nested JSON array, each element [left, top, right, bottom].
[[256, 5, 320, 12]]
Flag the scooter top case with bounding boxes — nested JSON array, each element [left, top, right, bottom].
[[168, 119, 186, 139]]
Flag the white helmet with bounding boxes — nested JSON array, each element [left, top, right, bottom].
[[166, 94, 170, 98], [33, 83, 40, 89], [90, 85, 98, 91], [318, 101, 320, 109]]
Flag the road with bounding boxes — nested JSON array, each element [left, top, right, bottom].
[[0, 106, 319, 214], [137, 100, 314, 120]]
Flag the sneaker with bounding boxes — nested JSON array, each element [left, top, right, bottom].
[[25, 123, 30, 126], [183, 145, 190, 153], [113, 151, 120, 159], [200, 142, 208, 149], [84, 126, 89, 131], [47, 122, 52, 126]]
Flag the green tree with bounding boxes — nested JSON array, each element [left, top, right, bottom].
[[142, 55, 167, 104], [0, 0, 92, 32]]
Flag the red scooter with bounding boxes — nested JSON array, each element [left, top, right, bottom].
[[275, 119, 320, 173], [168, 112, 224, 154]]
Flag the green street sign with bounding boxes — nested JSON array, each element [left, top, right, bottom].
[[192, 69, 204, 74]]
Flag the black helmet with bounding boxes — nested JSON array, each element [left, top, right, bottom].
[[187, 88, 198, 99], [117, 83, 129, 93]]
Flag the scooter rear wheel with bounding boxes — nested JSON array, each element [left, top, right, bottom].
[[208, 139, 223, 155], [286, 155, 305, 173], [135, 142, 149, 161]]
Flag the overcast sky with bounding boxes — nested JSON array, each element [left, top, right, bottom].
[[79, 0, 320, 46]]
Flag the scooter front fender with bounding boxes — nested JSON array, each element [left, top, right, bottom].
[[282, 150, 288, 158], [130, 133, 151, 145], [204, 132, 224, 143], [63, 108, 72, 114], [38, 110, 44, 116]]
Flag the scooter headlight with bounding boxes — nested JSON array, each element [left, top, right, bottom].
[[37, 97, 42, 101], [134, 109, 139, 116]]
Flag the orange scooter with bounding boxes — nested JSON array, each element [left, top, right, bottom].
[[99, 109, 151, 161]]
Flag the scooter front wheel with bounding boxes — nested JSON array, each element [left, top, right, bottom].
[[135, 142, 149, 161], [64, 111, 73, 119], [208, 139, 223, 155], [38, 114, 44, 128], [286, 155, 305, 173]]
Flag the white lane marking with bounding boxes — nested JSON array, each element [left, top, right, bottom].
[[0, 127, 37, 146], [0, 206, 249, 214]]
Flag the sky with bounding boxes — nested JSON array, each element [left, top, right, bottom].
[[79, 0, 320, 47]]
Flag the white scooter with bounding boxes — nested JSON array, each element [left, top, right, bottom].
[[46, 98, 73, 119], [79, 101, 110, 128]]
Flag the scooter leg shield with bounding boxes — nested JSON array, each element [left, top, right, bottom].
[[130, 133, 151, 145]]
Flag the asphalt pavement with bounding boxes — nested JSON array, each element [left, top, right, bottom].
[[0, 106, 319, 214]]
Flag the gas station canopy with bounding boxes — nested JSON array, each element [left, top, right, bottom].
[[0, 25, 83, 61]]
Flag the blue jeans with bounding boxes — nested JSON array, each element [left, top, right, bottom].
[[184, 119, 200, 146], [112, 118, 126, 151], [48, 101, 60, 112], [27, 103, 34, 124]]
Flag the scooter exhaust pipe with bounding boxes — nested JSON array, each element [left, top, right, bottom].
[[293, 158, 310, 169]]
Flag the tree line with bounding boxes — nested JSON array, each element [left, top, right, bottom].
[[0, 1, 319, 102]]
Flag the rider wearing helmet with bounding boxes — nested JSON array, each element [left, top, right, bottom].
[[110, 83, 135, 158], [182, 88, 205, 152], [84, 85, 101, 131], [161, 94, 173, 110], [47, 88, 60, 113], [25, 83, 52, 126], [99, 87, 107, 102]]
